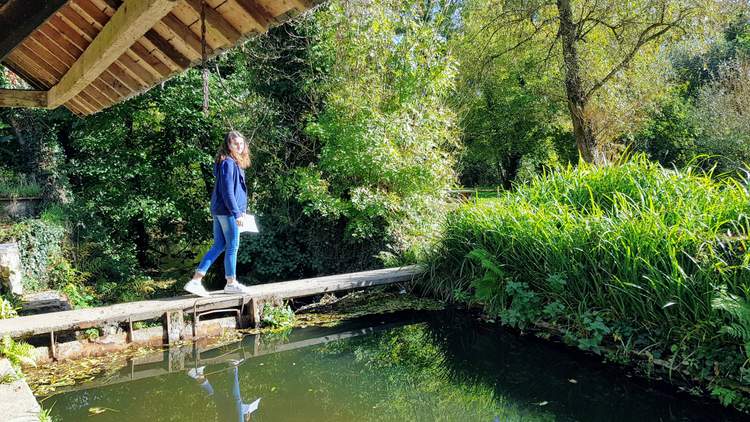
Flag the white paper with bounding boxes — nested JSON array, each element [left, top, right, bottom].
[[242, 398, 261, 415], [239, 214, 259, 233]]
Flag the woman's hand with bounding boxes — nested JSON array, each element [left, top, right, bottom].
[[236, 214, 245, 227]]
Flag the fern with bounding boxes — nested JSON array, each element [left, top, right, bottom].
[[0, 335, 36, 368], [712, 290, 750, 358]]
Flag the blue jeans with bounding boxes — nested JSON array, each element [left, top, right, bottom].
[[196, 214, 239, 279]]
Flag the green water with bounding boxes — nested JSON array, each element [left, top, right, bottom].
[[42, 311, 745, 421]]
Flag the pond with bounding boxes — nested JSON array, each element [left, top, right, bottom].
[[41, 311, 745, 421]]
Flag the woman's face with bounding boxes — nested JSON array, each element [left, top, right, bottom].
[[228, 136, 245, 155]]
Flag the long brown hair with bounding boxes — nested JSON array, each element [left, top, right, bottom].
[[214, 130, 250, 169]]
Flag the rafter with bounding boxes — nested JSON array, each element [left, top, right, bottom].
[[47, 0, 179, 109]]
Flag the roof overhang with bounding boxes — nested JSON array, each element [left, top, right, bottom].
[[0, 0, 319, 115]]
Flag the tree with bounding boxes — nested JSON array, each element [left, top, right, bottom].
[[466, 0, 722, 164]]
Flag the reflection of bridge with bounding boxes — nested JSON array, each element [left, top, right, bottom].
[[0, 266, 421, 362], [45, 321, 403, 395]]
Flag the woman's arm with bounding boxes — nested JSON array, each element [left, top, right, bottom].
[[219, 160, 243, 219]]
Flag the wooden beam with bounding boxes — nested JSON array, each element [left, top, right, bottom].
[[160, 13, 205, 57], [183, 0, 241, 44], [232, 0, 274, 29], [289, 0, 315, 12], [0, 89, 48, 108], [0, 0, 69, 61], [144, 30, 191, 69], [47, 0, 178, 109], [0, 266, 422, 338]]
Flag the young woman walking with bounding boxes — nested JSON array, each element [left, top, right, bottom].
[[184, 130, 253, 297]]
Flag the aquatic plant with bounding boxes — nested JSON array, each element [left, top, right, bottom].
[[261, 303, 295, 329]]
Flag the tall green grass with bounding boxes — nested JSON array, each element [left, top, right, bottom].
[[422, 156, 750, 378]]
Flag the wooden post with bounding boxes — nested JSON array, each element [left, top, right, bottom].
[[49, 330, 56, 360], [249, 298, 262, 329], [163, 310, 184, 345]]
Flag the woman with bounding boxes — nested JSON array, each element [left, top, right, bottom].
[[184, 130, 253, 297]]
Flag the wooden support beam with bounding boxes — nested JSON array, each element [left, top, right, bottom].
[[47, 0, 179, 109], [0, 89, 48, 108], [0, 0, 69, 61], [183, 0, 242, 44]]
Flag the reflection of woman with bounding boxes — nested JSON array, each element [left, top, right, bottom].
[[184, 131, 253, 297], [188, 362, 260, 421]]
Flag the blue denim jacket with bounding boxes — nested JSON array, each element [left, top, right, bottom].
[[210, 158, 247, 218]]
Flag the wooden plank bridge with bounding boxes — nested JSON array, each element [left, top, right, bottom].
[[0, 266, 422, 361]]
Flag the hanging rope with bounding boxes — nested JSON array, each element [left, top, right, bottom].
[[200, 0, 209, 115]]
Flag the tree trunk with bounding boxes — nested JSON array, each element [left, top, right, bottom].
[[556, 0, 605, 164]]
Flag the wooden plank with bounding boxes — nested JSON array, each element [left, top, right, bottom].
[[27, 30, 120, 104], [182, 0, 241, 44], [289, 0, 315, 11], [65, 0, 159, 91], [88, 0, 173, 79], [0, 89, 48, 108], [0, 0, 69, 61], [171, 2, 225, 51], [159, 13, 205, 57], [144, 29, 192, 69], [0, 266, 422, 338], [232, 0, 274, 29], [216, 0, 264, 34], [47, 0, 179, 109], [10, 47, 61, 87], [46, 14, 135, 97], [69, 0, 158, 87], [1, 60, 49, 90]]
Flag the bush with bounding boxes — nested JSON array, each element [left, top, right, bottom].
[[692, 60, 750, 175]]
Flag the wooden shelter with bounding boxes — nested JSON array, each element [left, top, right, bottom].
[[0, 0, 320, 115]]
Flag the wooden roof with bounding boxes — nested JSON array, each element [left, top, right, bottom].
[[0, 0, 320, 115]]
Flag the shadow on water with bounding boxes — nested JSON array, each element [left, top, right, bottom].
[[43, 310, 746, 422]]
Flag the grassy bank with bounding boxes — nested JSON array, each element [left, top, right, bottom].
[[420, 156, 750, 409]]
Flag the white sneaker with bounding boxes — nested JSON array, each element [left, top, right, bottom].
[[223, 282, 252, 295], [187, 366, 206, 379], [184, 279, 210, 298]]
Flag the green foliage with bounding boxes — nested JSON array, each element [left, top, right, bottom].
[[3, 218, 66, 292], [261, 302, 295, 329], [631, 87, 699, 168], [713, 289, 750, 358], [0, 295, 18, 319], [574, 312, 612, 354], [297, 0, 458, 257], [0, 335, 35, 368], [422, 156, 750, 384], [692, 59, 750, 175], [0, 168, 42, 199]]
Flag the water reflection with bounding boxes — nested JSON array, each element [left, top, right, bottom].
[[42, 311, 746, 422], [188, 362, 260, 421]]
